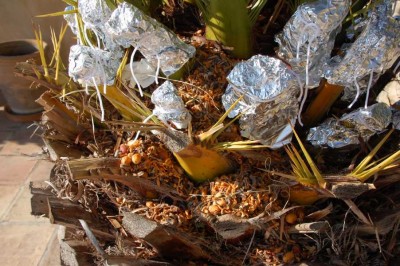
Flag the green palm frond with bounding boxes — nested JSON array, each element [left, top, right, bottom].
[[36, 9, 77, 18], [62, 0, 77, 7], [291, 125, 326, 187], [198, 95, 243, 143], [349, 129, 400, 182], [213, 140, 270, 151]]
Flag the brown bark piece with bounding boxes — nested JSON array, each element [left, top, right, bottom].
[[211, 214, 256, 242], [331, 182, 375, 199], [47, 197, 113, 240], [122, 212, 211, 261], [30, 181, 55, 217]]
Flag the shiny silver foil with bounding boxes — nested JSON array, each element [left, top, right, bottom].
[[222, 55, 300, 149], [68, 45, 120, 87], [307, 103, 392, 148], [105, 2, 153, 48], [341, 102, 392, 136], [151, 81, 191, 129], [275, 0, 350, 88], [64, 6, 78, 35], [105, 2, 195, 76], [393, 110, 400, 130], [307, 118, 360, 148], [78, 0, 112, 28], [325, 0, 400, 99]]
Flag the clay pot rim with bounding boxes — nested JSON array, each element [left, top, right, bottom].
[[0, 39, 47, 60]]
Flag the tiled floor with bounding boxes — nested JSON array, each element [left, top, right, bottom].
[[0, 105, 60, 265]]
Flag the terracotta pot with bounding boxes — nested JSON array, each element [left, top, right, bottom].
[[0, 39, 48, 117]]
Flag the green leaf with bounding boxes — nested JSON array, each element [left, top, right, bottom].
[[352, 129, 394, 175], [290, 124, 326, 188], [36, 9, 77, 18], [62, 0, 78, 7]]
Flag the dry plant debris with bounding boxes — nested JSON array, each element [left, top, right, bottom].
[[26, 2, 400, 265]]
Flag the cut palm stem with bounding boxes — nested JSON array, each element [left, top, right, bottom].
[[173, 144, 234, 183], [302, 79, 344, 127]]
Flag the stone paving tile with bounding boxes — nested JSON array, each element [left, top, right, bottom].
[[0, 107, 61, 265], [3, 184, 49, 223], [0, 130, 44, 156], [0, 223, 57, 266], [0, 155, 38, 185], [0, 185, 20, 219], [38, 228, 61, 266], [28, 159, 54, 182]]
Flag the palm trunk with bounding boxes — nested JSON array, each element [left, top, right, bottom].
[[202, 0, 252, 59]]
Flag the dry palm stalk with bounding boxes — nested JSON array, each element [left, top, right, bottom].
[[66, 158, 184, 201], [37, 91, 87, 143]]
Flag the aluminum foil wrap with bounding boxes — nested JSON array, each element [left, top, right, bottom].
[[307, 118, 360, 148], [151, 81, 191, 129], [68, 45, 120, 86], [64, 6, 78, 35], [307, 103, 392, 148], [393, 110, 400, 130], [222, 55, 300, 149], [325, 0, 400, 99], [275, 0, 350, 88], [78, 0, 112, 28], [105, 2, 195, 76], [105, 2, 154, 48]]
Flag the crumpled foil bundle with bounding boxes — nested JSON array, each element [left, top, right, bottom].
[[68, 45, 120, 86], [78, 0, 112, 28], [105, 2, 195, 76], [222, 55, 300, 149], [275, 0, 350, 87], [307, 118, 360, 148], [64, 6, 78, 35], [151, 81, 192, 129], [325, 0, 400, 99], [77, 0, 122, 53], [393, 110, 400, 130], [307, 103, 392, 148]]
